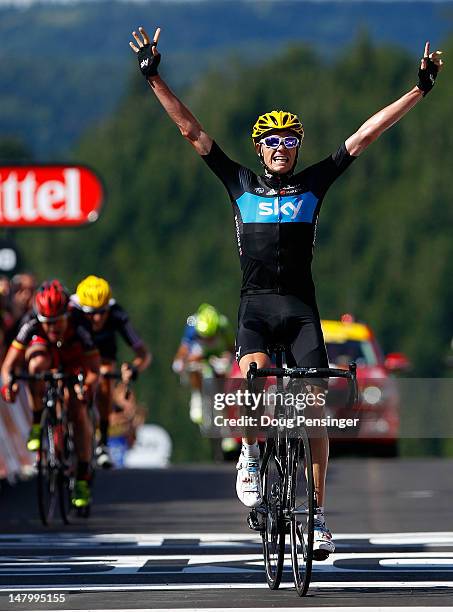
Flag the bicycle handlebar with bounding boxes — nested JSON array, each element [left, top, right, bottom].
[[10, 371, 85, 385], [102, 371, 122, 380], [247, 362, 358, 410], [101, 371, 132, 399], [247, 362, 356, 380]]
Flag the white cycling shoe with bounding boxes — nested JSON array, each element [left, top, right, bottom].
[[236, 449, 262, 508], [313, 518, 335, 560]]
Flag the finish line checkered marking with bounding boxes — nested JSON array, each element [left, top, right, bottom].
[[1, 531, 453, 548], [0, 532, 452, 591]]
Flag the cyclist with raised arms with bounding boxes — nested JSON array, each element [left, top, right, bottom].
[[1, 280, 100, 508], [70, 275, 151, 468], [129, 27, 443, 558]]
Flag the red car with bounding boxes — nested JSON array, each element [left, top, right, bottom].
[[322, 314, 410, 456], [222, 314, 409, 458]]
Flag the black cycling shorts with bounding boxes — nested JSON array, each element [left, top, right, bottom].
[[235, 294, 328, 372]]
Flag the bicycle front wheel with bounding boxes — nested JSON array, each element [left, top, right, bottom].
[[262, 442, 286, 589], [289, 429, 315, 596], [59, 421, 76, 524], [38, 422, 59, 526]]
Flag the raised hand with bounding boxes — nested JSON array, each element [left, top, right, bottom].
[[418, 41, 444, 96], [129, 26, 161, 79], [128, 24, 213, 155]]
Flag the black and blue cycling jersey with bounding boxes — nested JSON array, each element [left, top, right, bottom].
[[202, 141, 356, 303], [69, 299, 145, 362]]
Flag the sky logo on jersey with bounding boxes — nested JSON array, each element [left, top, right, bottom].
[[237, 192, 318, 224]]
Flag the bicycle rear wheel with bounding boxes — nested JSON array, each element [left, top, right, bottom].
[[37, 422, 59, 526], [262, 442, 286, 589], [289, 429, 315, 596]]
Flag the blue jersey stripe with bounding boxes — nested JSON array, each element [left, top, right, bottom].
[[236, 192, 319, 224]]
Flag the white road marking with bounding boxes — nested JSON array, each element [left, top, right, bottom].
[[1, 532, 452, 593], [398, 489, 434, 498], [2, 582, 453, 592], [380, 558, 453, 567], [1, 531, 453, 551], [370, 532, 453, 546], [1, 551, 453, 576], [0, 531, 452, 541]]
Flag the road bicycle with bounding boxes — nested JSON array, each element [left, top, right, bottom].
[[246, 345, 357, 596], [10, 371, 85, 526]]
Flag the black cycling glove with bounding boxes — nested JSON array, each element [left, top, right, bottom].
[[417, 56, 438, 96], [137, 43, 161, 79]]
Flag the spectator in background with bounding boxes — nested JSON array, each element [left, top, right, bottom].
[[10, 273, 36, 319], [0, 276, 11, 302], [0, 276, 14, 363], [5, 273, 37, 346]]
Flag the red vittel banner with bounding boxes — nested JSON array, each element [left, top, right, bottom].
[[0, 165, 104, 227]]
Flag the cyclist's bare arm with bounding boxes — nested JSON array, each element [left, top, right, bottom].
[[132, 344, 152, 372], [120, 344, 151, 384], [1, 346, 24, 386], [345, 42, 443, 156], [1, 346, 25, 401], [0, 330, 6, 364], [172, 343, 190, 374], [174, 343, 190, 363], [82, 352, 101, 401], [147, 76, 213, 155], [129, 27, 213, 156]]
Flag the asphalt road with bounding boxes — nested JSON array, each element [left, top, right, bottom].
[[0, 458, 453, 611]]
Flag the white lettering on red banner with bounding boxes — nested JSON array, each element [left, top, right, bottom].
[[0, 166, 104, 227]]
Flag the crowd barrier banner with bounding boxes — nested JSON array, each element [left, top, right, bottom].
[[0, 385, 34, 483]]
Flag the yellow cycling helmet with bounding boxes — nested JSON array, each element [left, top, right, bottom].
[[76, 275, 112, 312], [252, 110, 305, 142], [195, 303, 220, 338]]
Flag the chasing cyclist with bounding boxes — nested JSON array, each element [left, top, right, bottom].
[[1, 280, 100, 508], [129, 27, 443, 558], [172, 303, 234, 425], [70, 275, 151, 468]]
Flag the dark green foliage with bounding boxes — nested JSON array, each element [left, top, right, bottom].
[[0, 1, 451, 156], [13, 35, 453, 459]]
